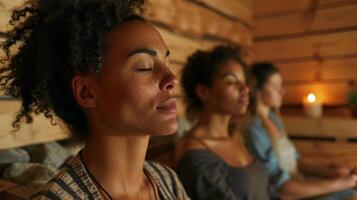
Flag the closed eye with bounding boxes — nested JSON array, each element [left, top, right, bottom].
[[136, 67, 153, 72]]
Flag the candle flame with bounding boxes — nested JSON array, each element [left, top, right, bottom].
[[307, 93, 317, 103]]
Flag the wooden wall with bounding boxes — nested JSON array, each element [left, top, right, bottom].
[[0, 0, 254, 149], [253, 0, 357, 105]]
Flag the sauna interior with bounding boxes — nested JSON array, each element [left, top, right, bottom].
[[1, 0, 357, 199]]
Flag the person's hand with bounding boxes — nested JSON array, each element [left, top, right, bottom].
[[337, 174, 357, 189], [327, 164, 352, 178]]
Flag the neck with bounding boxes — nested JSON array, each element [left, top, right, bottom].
[[195, 110, 231, 138], [82, 132, 149, 196]]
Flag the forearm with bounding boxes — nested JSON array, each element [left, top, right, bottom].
[[278, 178, 354, 200], [298, 159, 351, 178], [298, 159, 335, 178]]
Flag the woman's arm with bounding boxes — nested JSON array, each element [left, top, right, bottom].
[[298, 158, 352, 179], [278, 174, 357, 200]]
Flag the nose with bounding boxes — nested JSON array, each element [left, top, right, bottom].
[[239, 83, 250, 95], [159, 68, 177, 92]]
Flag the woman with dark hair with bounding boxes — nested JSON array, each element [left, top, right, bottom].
[[245, 62, 357, 199], [0, 0, 189, 199], [175, 45, 270, 200]]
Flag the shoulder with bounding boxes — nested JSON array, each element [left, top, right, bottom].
[[175, 129, 215, 166], [245, 116, 269, 140], [247, 115, 264, 131], [30, 156, 100, 200], [145, 161, 181, 187], [30, 170, 80, 200], [144, 161, 190, 200]]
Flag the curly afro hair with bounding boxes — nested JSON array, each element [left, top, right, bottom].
[[0, 0, 145, 138], [181, 45, 248, 117]]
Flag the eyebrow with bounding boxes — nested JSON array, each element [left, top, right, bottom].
[[220, 72, 238, 79], [220, 72, 246, 81], [128, 48, 170, 58]]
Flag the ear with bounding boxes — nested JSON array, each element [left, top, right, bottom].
[[72, 75, 98, 108], [195, 84, 210, 102]]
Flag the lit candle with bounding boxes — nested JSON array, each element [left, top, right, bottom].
[[303, 93, 323, 118]]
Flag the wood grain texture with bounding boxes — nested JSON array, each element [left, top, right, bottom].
[[255, 4, 357, 37], [192, 0, 252, 25], [254, 30, 357, 62], [284, 116, 357, 139], [148, 0, 252, 46], [276, 57, 357, 82], [156, 26, 223, 63], [254, 0, 357, 17], [0, 101, 70, 150]]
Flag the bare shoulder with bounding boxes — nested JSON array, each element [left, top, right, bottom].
[[174, 131, 207, 166]]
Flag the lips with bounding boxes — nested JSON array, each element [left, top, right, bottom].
[[156, 98, 177, 114]]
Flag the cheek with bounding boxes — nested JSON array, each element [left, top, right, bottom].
[[98, 76, 158, 124], [214, 86, 239, 108], [262, 90, 281, 107]]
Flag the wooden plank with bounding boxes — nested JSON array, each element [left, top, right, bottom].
[[0, 0, 26, 32], [5, 185, 36, 200], [156, 26, 222, 63], [237, 0, 253, 8], [254, 12, 308, 37], [284, 116, 357, 139], [254, 30, 357, 62], [192, 0, 252, 25], [0, 36, 5, 60], [293, 140, 357, 167], [255, 4, 357, 37], [317, 0, 357, 7], [254, 0, 312, 17], [276, 57, 357, 82], [0, 8, 11, 32], [0, 0, 25, 10], [148, 0, 252, 46], [310, 4, 357, 31], [254, 0, 357, 17], [283, 83, 350, 105], [0, 100, 70, 150]]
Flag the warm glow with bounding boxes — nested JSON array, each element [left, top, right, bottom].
[[307, 93, 317, 103]]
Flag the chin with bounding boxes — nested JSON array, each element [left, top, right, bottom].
[[235, 107, 248, 116], [150, 121, 178, 136]]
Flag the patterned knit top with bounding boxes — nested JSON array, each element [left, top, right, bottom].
[[30, 155, 190, 200]]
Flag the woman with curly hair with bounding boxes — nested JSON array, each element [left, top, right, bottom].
[[0, 0, 189, 199], [175, 45, 270, 200]]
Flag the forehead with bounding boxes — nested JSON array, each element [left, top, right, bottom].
[[104, 20, 168, 56], [267, 72, 282, 83], [216, 59, 244, 75]]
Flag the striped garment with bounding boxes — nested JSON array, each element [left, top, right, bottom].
[[30, 155, 190, 200]]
